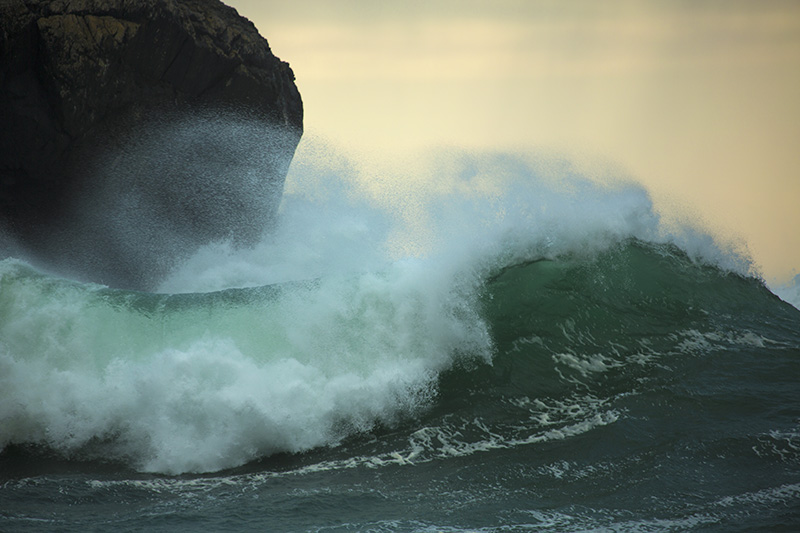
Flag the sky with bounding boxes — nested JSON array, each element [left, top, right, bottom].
[[226, 0, 800, 283]]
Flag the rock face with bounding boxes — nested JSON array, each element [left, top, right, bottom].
[[0, 0, 303, 289]]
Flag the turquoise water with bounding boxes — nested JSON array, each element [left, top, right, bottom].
[[1, 150, 799, 531]]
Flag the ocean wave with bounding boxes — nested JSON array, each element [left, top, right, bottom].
[[2, 149, 797, 474]]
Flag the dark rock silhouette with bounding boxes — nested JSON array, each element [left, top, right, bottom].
[[0, 0, 303, 289]]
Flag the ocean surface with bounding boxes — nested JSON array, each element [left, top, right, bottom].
[[1, 140, 799, 531]]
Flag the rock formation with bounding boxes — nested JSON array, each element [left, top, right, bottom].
[[0, 0, 303, 289]]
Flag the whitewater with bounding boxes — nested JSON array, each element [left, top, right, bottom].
[[1, 128, 799, 531]]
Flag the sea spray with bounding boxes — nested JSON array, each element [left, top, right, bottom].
[[772, 273, 800, 310], [26, 111, 297, 291], [162, 143, 754, 296]]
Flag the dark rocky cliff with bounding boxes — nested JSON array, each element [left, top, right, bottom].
[[0, 0, 303, 289]]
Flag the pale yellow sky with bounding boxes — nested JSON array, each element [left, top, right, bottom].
[[228, 0, 800, 283]]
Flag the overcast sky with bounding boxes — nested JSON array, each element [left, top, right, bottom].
[[227, 0, 800, 283]]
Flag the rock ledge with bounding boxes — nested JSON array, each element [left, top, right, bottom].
[[0, 0, 303, 288]]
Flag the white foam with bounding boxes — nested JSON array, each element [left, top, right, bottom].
[[674, 328, 782, 355], [0, 256, 493, 473]]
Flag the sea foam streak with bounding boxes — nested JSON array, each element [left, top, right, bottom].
[[0, 142, 757, 473]]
